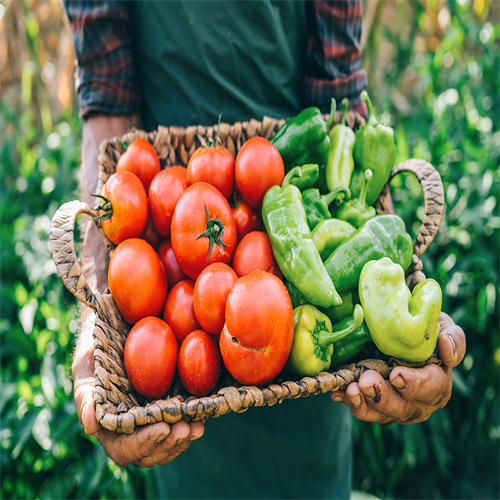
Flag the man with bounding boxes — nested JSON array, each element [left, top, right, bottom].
[[65, 1, 465, 497]]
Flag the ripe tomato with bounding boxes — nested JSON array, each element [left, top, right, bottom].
[[232, 231, 283, 280], [234, 137, 284, 209], [187, 143, 234, 200], [98, 171, 148, 245], [178, 330, 222, 396], [116, 138, 161, 192], [124, 316, 178, 399], [139, 212, 162, 250], [162, 279, 200, 345], [171, 182, 237, 280], [193, 263, 238, 335], [231, 200, 262, 243], [157, 238, 189, 288], [108, 238, 168, 324], [149, 167, 188, 237], [220, 270, 294, 386]]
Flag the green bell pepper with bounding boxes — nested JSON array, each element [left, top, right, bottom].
[[324, 214, 413, 294], [282, 164, 319, 191], [311, 218, 356, 261], [350, 91, 396, 206], [286, 304, 364, 377], [262, 184, 342, 308], [329, 320, 374, 368], [271, 99, 336, 173], [301, 186, 351, 230], [319, 290, 355, 324], [336, 169, 376, 228], [325, 98, 355, 193], [359, 257, 442, 363]]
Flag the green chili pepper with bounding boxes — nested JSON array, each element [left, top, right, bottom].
[[324, 214, 413, 294], [325, 98, 355, 194], [350, 91, 396, 206], [271, 99, 336, 173], [286, 304, 364, 377], [301, 186, 351, 230], [311, 218, 356, 261], [319, 290, 355, 324], [336, 169, 376, 228], [282, 164, 319, 190], [262, 184, 342, 308], [359, 258, 442, 363], [285, 280, 308, 309], [329, 321, 374, 368]]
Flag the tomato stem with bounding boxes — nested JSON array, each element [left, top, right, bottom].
[[196, 204, 229, 259], [89, 192, 113, 221], [117, 138, 129, 152]]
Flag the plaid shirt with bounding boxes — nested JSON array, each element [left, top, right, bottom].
[[64, 0, 367, 120]]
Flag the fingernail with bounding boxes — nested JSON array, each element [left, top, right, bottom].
[[361, 386, 376, 398], [156, 432, 168, 443], [392, 375, 406, 389], [332, 394, 342, 402], [350, 394, 361, 408], [446, 334, 457, 357]]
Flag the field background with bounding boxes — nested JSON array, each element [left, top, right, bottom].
[[1, 1, 499, 499]]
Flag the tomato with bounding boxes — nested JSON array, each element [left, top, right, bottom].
[[149, 167, 188, 237], [232, 231, 283, 280], [139, 212, 162, 250], [234, 137, 285, 209], [116, 138, 161, 192], [231, 200, 262, 243], [171, 182, 237, 280], [157, 238, 189, 288], [98, 171, 148, 245], [124, 316, 178, 399], [178, 330, 221, 396], [193, 263, 238, 335], [162, 279, 200, 345], [220, 270, 294, 386], [108, 238, 168, 324], [187, 144, 234, 199]]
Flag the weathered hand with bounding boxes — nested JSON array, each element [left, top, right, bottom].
[[331, 312, 465, 424], [73, 311, 204, 468]]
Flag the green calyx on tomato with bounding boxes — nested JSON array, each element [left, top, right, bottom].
[[196, 203, 230, 259], [90, 193, 113, 221], [197, 114, 223, 150]]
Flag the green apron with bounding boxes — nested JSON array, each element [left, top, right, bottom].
[[129, 2, 352, 498]]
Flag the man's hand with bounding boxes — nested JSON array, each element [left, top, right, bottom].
[[331, 312, 465, 424], [74, 311, 205, 468]]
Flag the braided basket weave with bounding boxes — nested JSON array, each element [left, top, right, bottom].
[[49, 112, 445, 434]]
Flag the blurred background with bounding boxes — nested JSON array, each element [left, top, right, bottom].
[[1, 0, 498, 498]]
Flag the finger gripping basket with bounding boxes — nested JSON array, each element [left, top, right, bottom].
[[49, 113, 445, 434]]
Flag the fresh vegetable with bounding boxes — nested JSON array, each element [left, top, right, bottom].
[[193, 263, 238, 335], [148, 166, 188, 237], [319, 290, 356, 324], [301, 185, 351, 230], [116, 138, 161, 192], [282, 164, 319, 190], [139, 213, 162, 250], [157, 238, 189, 288], [324, 214, 413, 294], [108, 238, 168, 324], [171, 182, 237, 280], [286, 304, 364, 377], [95, 171, 148, 245], [235, 136, 285, 209], [162, 279, 200, 345], [325, 97, 355, 193], [311, 218, 356, 261], [284, 280, 306, 309], [349, 91, 396, 206], [178, 330, 222, 396], [329, 321, 373, 368], [262, 184, 341, 308], [220, 270, 294, 386], [359, 257, 442, 363], [270, 99, 336, 173], [124, 316, 178, 399], [231, 200, 262, 243]]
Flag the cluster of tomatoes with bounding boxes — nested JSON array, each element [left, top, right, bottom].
[[98, 135, 295, 400]]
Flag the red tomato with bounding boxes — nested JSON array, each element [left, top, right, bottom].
[[149, 167, 188, 237], [220, 270, 294, 386], [163, 280, 200, 345], [178, 330, 222, 396], [187, 144, 235, 200], [139, 212, 162, 250], [99, 171, 148, 245], [108, 238, 168, 324], [232, 231, 283, 280], [157, 238, 189, 288], [171, 182, 237, 280], [232, 200, 262, 243], [124, 317, 178, 399], [234, 137, 284, 209], [116, 138, 161, 192], [193, 263, 238, 335]]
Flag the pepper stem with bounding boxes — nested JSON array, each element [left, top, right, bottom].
[[360, 91, 378, 126], [195, 204, 229, 259], [322, 185, 352, 207], [317, 305, 364, 349], [354, 169, 372, 210], [341, 98, 349, 127], [325, 98, 337, 131]]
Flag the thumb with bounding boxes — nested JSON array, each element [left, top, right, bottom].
[[75, 377, 101, 435]]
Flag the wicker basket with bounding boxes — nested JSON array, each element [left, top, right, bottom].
[[49, 112, 445, 434]]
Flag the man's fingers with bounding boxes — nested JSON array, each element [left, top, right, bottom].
[[390, 364, 452, 407], [81, 391, 101, 435], [437, 312, 466, 368]]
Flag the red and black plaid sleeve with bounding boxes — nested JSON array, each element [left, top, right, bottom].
[[63, 0, 141, 118], [304, 0, 367, 118]]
